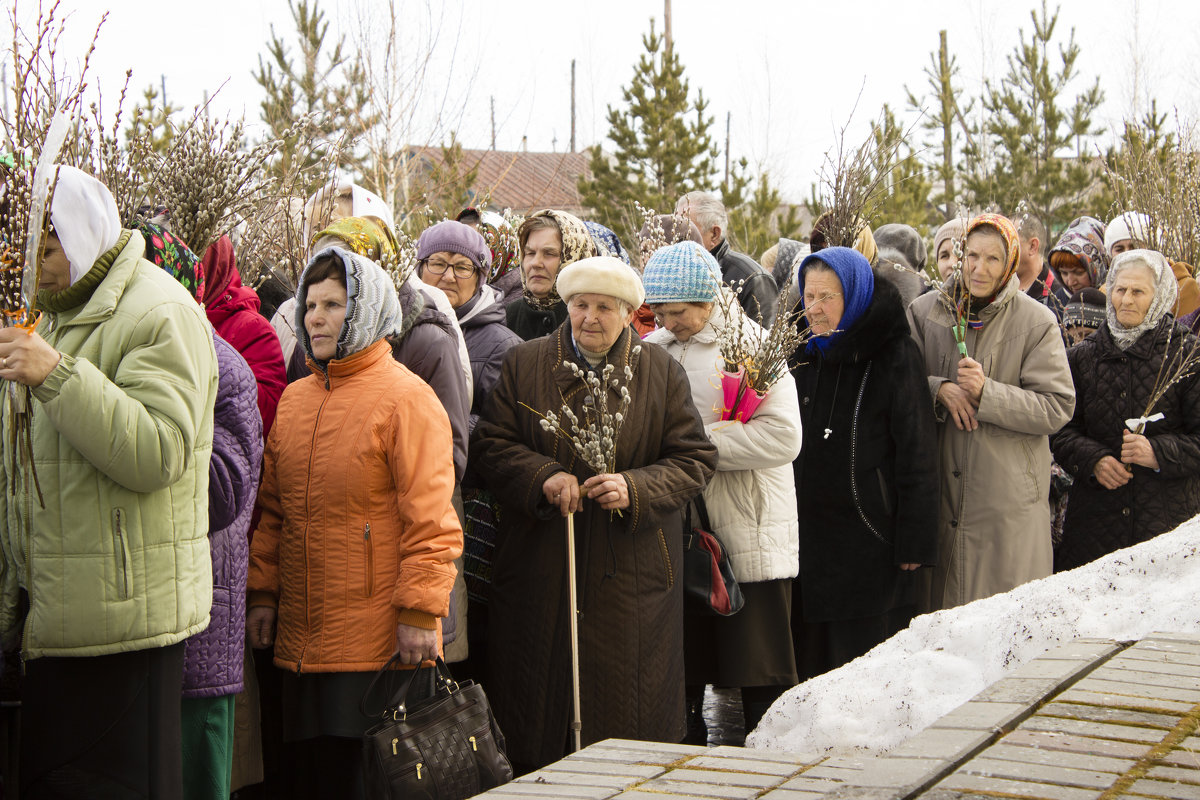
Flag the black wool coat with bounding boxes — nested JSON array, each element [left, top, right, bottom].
[[1052, 317, 1200, 571], [790, 277, 939, 622], [470, 323, 716, 768], [505, 296, 569, 341]]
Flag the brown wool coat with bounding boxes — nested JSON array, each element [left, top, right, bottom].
[[470, 323, 716, 769], [907, 275, 1075, 611]]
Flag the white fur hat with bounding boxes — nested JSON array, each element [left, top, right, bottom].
[[1104, 212, 1152, 255], [555, 256, 645, 309]]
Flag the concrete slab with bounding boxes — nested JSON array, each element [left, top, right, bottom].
[[1128, 777, 1200, 800], [1147, 764, 1200, 783], [631, 777, 762, 798], [711, 746, 824, 765], [1002, 728, 1150, 760], [978, 742, 1133, 774], [1018, 714, 1168, 743], [970, 677, 1064, 705], [657, 767, 781, 789], [1068, 676, 1200, 704], [1056, 687, 1198, 714], [935, 772, 1100, 800], [958, 756, 1118, 790], [927, 701, 1028, 733], [884, 727, 993, 762], [1037, 700, 1182, 729], [683, 755, 800, 777], [515, 770, 642, 790], [483, 781, 618, 798], [1088, 665, 1200, 691]]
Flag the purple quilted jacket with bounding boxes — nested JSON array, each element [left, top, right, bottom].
[[183, 334, 263, 697]]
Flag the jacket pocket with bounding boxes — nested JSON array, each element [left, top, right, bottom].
[[112, 508, 132, 600], [363, 523, 375, 597], [656, 528, 674, 589]]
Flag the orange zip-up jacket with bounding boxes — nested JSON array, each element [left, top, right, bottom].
[[248, 338, 462, 672]]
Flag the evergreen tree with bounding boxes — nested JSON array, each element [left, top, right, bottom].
[[870, 105, 935, 231], [253, 0, 371, 179], [724, 160, 802, 260], [962, 1, 1104, 231], [577, 18, 717, 245], [905, 30, 974, 221]]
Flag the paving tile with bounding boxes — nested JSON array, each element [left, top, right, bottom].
[[800, 764, 868, 781], [540, 760, 664, 779], [1002, 728, 1150, 759], [937, 772, 1102, 800], [1019, 713, 1169, 743], [1037, 700, 1182, 729], [885, 727, 993, 761], [1105, 656, 1200, 678], [632, 777, 762, 798], [1163, 750, 1200, 769], [565, 747, 690, 767], [591, 739, 708, 756], [959, 756, 1118, 790], [1137, 640, 1200, 658], [1089, 665, 1200, 691], [820, 756, 873, 770], [723, 746, 825, 765], [1057, 687, 1198, 714], [845, 756, 951, 789], [928, 701, 1028, 732], [1182, 736, 1200, 751], [486, 781, 617, 798], [1123, 649, 1200, 669], [516, 769, 642, 789], [822, 788, 912, 800], [614, 792, 719, 800], [980, 741, 1133, 774], [684, 755, 800, 777], [971, 677, 1064, 705], [1128, 777, 1200, 799], [779, 775, 850, 792], [1148, 764, 1200, 783], [1141, 633, 1200, 645], [1070, 675, 1200, 704], [1009, 657, 1104, 682], [757, 791, 829, 800], [658, 767, 781, 789]]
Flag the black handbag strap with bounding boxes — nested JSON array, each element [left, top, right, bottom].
[[359, 655, 457, 720], [686, 494, 712, 533]]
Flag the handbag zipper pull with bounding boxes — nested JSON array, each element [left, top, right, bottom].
[[391, 737, 398, 755], [416, 763, 424, 780], [469, 735, 477, 751]]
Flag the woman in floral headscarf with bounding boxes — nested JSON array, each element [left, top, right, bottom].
[[1052, 249, 1200, 571], [505, 209, 598, 341], [1048, 216, 1108, 295], [907, 213, 1074, 611]]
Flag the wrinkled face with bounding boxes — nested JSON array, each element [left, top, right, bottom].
[[39, 233, 72, 293], [568, 293, 635, 352], [1110, 239, 1135, 257], [420, 250, 480, 309], [1058, 258, 1093, 294], [652, 302, 713, 342], [1110, 265, 1156, 329], [802, 268, 845, 336], [963, 229, 1009, 299], [936, 238, 959, 281], [304, 278, 348, 360], [522, 226, 563, 299]]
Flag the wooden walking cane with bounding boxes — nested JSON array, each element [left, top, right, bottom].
[[566, 512, 583, 752]]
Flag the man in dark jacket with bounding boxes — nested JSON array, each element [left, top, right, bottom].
[[676, 191, 779, 325], [1013, 213, 1070, 320]]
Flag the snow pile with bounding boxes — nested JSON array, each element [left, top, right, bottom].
[[749, 516, 1200, 756]]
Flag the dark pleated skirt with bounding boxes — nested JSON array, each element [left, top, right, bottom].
[[684, 578, 798, 687]]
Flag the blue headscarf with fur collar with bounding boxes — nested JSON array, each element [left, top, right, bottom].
[[797, 246, 875, 354]]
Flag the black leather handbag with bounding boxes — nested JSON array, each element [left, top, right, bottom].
[[683, 495, 745, 616], [360, 656, 513, 800]]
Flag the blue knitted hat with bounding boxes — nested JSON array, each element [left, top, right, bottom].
[[642, 241, 722, 304]]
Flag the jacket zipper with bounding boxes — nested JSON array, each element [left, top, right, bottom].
[[112, 508, 132, 599], [299, 389, 334, 672], [848, 363, 890, 546], [364, 523, 374, 596]]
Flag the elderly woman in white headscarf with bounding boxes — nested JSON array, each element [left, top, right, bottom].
[[0, 165, 218, 797], [1052, 249, 1200, 571]]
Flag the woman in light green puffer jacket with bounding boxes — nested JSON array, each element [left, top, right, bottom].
[[0, 165, 218, 797]]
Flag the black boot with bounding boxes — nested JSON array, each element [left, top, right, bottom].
[[684, 685, 707, 745]]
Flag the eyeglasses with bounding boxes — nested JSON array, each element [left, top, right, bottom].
[[424, 259, 477, 279]]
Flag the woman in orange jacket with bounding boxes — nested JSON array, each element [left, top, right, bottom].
[[246, 245, 462, 799]]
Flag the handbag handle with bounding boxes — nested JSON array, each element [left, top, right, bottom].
[[685, 494, 712, 533], [359, 654, 458, 720]]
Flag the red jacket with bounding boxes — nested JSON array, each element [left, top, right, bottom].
[[202, 237, 287, 436], [248, 339, 462, 672]]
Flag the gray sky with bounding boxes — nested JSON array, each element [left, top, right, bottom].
[[36, 0, 1200, 202]]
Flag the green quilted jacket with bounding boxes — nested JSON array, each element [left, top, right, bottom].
[[0, 229, 218, 658]]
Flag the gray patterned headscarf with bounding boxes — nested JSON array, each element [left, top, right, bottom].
[[518, 209, 598, 310], [296, 246, 401, 365], [1105, 249, 1177, 350]]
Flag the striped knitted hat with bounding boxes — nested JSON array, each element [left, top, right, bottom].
[[641, 241, 722, 304]]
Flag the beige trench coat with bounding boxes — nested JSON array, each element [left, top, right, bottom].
[[907, 276, 1075, 610]]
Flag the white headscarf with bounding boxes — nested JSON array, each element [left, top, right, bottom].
[[48, 165, 121, 285], [1104, 212, 1153, 256], [302, 179, 395, 245], [1105, 249, 1178, 350]]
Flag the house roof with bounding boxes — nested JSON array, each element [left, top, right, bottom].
[[408, 147, 593, 217]]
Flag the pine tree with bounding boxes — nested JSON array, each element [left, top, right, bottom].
[[963, 1, 1104, 231], [905, 30, 974, 221], [724, 160, 802, 260], [871, 105, 935, 231], [253, 0, 372, 179], [577, 18, 718, 245]]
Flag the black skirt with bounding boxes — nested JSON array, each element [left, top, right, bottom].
[[684, 578, 798, 687]]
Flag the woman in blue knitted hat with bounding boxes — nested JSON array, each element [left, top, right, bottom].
[[789, 246, 938, 680], [643, 240, 802, 742]]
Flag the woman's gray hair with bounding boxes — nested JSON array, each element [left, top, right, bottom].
[[675, 191, 728, 235]]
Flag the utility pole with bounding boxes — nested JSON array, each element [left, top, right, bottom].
[[570, 60, 576, 153], [724, 111, 731, 190], [490, 96, 496, 150]]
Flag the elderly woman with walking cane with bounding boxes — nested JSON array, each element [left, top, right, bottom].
[[470, 255, 716, 774]]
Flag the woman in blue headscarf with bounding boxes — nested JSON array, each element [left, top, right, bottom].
[[788, 247, 939, 679]]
